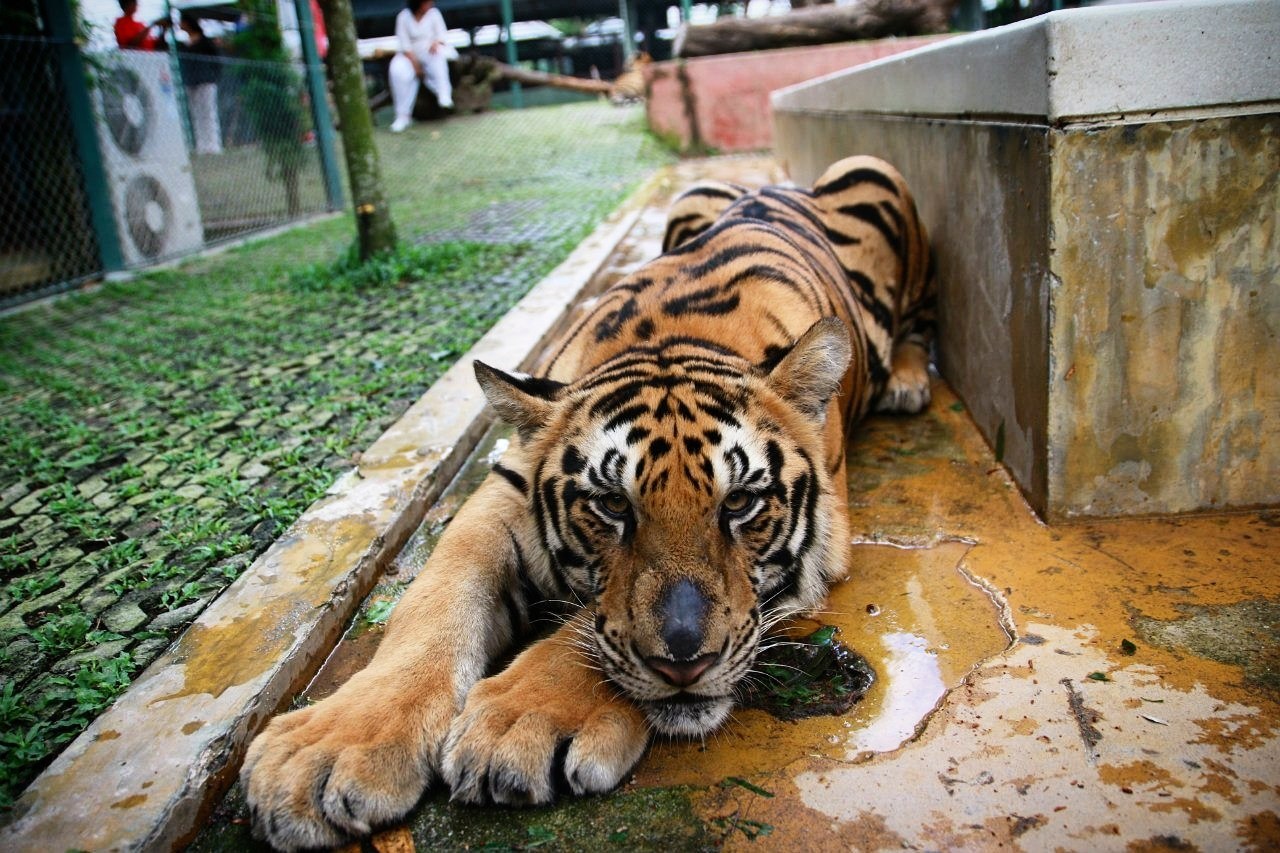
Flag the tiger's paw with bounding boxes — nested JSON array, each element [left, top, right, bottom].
[[876, 343, 932, 414], [442, 641, 649, 806], [241, 686, 454, 852]]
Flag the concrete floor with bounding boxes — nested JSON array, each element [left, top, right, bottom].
[[190, 157, 1280, 851]]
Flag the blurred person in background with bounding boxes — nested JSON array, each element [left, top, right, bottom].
[[114, 0, 170, 50], [388, 0, 456, 132], [178, 12, 224, 154]]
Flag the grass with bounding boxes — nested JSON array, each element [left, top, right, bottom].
[[0, 101, 674, 807]]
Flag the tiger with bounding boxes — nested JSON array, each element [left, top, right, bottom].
[[608, 51, 651, 105], [241, 155, 936, 851]]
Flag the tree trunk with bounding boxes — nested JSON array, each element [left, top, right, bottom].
[[674, 0, 955, 58], [315, 0, 397, 259], [496, 64, 612, 96]]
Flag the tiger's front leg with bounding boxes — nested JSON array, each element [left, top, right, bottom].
[[443, 619, 649, 805], [241, 478, 529, 852]]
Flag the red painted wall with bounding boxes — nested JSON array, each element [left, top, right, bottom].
[[645, 36, 952, 153]]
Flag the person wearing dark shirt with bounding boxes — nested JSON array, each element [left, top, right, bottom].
[[178, 13, 223, 155]]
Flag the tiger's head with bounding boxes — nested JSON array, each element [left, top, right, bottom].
[[475, 318, 852, 737]]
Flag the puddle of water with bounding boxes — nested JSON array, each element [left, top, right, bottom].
[[849, 631, 944, 753]]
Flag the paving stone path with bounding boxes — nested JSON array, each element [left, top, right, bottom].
[[0, 101, 672, 806]]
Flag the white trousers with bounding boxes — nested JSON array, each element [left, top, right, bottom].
[[187, 83, 222, 155], [389, 51, 452, 118]]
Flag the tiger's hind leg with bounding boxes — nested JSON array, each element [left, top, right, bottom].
[[808, 154, 937, 416], [877, 254, 936, 414], [877, 338, 933, 414], [661, 180, 750, 252]]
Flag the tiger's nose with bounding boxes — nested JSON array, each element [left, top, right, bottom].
[[658, 578, 708, 660], [645, 578, 718, 686], [644, 652, 720, 687]]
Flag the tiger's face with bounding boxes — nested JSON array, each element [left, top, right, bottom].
[[476, 319, 852, 736]]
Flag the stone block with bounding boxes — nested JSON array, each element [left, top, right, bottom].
[[146, 599, 207, 632], [77, 477, 108, 500], [102, 601, 149, 634], [131, 636, 171, 668], [1, 480, 31, 511], [105, 505, 137, 527], [80, 570, 128, 616], [24, 515, 55, 536], [52, 638, 131, 675], [45, 547, 85, 571], [124, 447, 152, 466], [10, 488, 48, 516], [240, 461, 271, 481], [140, 461, 169, 478], [2, 635, 45, 684]]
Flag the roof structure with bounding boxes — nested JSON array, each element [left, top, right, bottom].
[[351, 0, 675, 39]]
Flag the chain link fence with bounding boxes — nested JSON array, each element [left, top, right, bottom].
[[0, 36, 103, 310], [182, 52, 333, 244], [0, 37, 335, 312]]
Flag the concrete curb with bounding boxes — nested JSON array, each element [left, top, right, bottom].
[[0, 171, 667, 853]]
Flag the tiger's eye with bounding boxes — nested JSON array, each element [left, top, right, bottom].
[[722, 490, 754, 514], [599, 492, 630, 516]]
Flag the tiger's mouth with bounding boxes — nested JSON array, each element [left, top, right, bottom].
[[641, 694, 734, 737]]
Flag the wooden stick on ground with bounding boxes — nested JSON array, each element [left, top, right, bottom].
[[496, 63, 612, 96]]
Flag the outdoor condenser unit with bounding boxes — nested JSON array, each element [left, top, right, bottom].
[[93, 51, 204, 266]]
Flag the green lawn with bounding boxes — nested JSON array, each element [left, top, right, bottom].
[[0, 101, 674, 807]]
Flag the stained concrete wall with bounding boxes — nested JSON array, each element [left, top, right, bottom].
[[773, 0, 1280, 519], [1049, 115, 1279, 516]]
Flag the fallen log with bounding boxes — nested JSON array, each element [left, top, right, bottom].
[[674, 0, 955, 58], [496, 63, 612, 96]]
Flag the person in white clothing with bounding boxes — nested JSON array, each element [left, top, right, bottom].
[[388, 0, 455, 132]]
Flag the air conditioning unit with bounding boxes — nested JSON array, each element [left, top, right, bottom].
[[94, 51, 204, 266]]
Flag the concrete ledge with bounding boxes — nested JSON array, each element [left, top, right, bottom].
[[0, 173, 666, 852], [772, 0, 1280, 123]]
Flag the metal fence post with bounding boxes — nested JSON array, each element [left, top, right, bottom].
[[294, 0, 344, 211], [618, 0, 635, 62], [500, 0, 522, 109], [38, 0, 125, 273]]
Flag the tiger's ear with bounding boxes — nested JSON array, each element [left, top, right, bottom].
[[474, 361, 566, 440], [766, 317, 851, 420]]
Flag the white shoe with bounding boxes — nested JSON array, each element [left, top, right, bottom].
[[438, 99, 454, 110], [390, 116, 411, 132]]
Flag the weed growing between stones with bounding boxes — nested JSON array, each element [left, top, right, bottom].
[[0, 101, 674, 806]]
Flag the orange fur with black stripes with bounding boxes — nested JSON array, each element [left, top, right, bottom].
[[241, 156, 935, 850]]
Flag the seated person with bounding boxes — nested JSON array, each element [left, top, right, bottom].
[[388, 0, 456, 132]]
